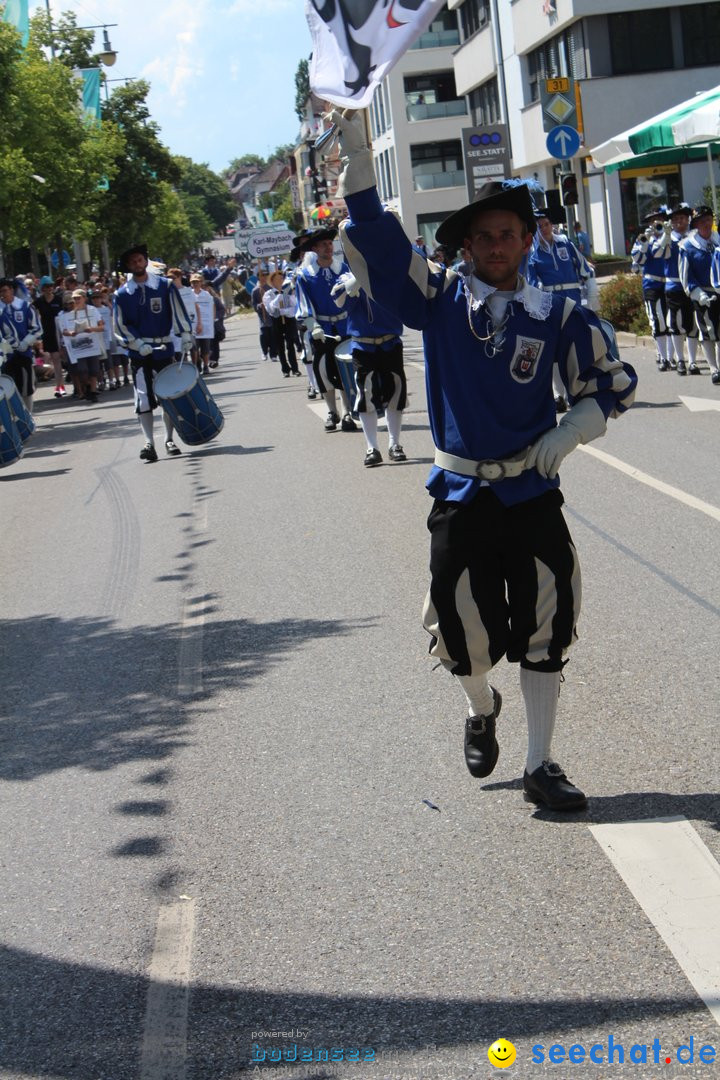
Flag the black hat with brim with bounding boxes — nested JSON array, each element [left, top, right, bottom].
[[292, 227, 337, 254], [119, 243, 149, 271], [641, 208, 670, 223], [669, 202, 692, 217], [435, 182, 537, 248], [691, 204, 714, 224]]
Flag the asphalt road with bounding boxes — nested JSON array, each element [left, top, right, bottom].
[[1, 313, 719, 1080]]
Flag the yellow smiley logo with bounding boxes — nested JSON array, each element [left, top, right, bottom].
[[488, 1039, 517, 1069]]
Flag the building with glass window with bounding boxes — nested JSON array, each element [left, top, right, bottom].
[[449, 0, 720, 254], [367, 5, 471, 251]]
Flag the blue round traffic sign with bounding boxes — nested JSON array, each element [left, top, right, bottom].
[[546, 124, 581, 160]]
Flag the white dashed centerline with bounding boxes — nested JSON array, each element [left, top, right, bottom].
[[591, 817, 720, 1028]]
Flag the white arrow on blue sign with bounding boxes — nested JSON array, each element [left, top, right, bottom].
[[546, 124, 581, 160]]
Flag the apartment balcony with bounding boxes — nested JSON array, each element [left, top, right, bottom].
[[453, 24, 495, 97], [413, 169, 465, 191], [510, 0, 675, 55], [406, 99, 468, 122], [410, 27, 460, 49]]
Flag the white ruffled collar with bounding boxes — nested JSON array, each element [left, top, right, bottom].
[[301, 252, 345, 277], [462, 273, 552, 320], [124, 271, 161, 294]]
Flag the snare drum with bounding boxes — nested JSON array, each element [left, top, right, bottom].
[[153, 362, 224, 446], [0, 374, 35, 442], [332, 337, 358, 413], [0, 387, 23, 468]]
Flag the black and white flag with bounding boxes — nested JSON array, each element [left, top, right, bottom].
[[306, 0, 447, 109]]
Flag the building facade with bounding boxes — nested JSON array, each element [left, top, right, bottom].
[[450, 0, 720, 254]]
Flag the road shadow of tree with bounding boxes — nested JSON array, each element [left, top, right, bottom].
[[0, 941, 707, 1080], [0, 613, 365, 782]]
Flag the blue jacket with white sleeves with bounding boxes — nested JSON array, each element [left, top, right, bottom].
[[340, 187, 637, 508]]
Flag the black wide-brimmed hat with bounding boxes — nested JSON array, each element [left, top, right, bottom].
[[292, 227, 338, 254], [691, 204, 714, 224], [641, 207, 670, 223], [118, 243, 149, 271], [669, 201, 692, 217], [435, 181, 537, 247]]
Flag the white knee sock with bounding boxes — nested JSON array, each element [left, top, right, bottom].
[[672, 335, 685, 364], [324, 390, 337, 415], [521, 667, 561, 773], [163, 413, 174, 442], [385, 408, 403, 448], [359, 410, 378, 451], [139, 412, 154, 444], [23, 395, 34, 416], [458, 672, 495, 718], [701, 339, 718, 371], [688, 337, 698, 364], [656, 336, 669, 360]]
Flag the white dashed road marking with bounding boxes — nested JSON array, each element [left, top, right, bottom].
[[140, 899, 196, 1079], [591, 817, 720, 1028]]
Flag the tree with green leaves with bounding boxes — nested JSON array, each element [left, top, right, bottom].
[[99, 80, 180, 260], [173, 156, 235, 234], [295, 58, 310, 122], [0, 19, 120, 273]]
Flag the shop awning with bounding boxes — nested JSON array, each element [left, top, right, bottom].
[[589, 85, 720, 214]]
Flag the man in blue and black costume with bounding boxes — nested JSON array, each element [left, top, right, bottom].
[[114, 243, 193, 463], [331, 108, 637, 812]]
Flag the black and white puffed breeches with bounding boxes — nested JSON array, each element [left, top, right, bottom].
[[422, 489, 581, 676]]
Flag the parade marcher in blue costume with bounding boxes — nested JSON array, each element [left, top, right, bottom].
[[526, 211, 594, 411], [114, 243, 193, 462], [331, 108, 637, 812], [655, 202, 700, 375], [632, 208, 673, 370], [330, 271, 406, 466], [0, 277, 43, 415], [294, 227, 357, 432], [680, 205, 720, 384]]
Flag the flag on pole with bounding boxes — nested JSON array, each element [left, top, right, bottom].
[[78, 68, 102, 122], [306, 0, 447, 109], [1, 0, 30, 46]]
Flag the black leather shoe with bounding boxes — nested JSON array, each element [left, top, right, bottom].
[[341, 413, 358, 431], [523, 760, 587, 811], [364, 448, 382, 467], [464, 688, 502, 778]]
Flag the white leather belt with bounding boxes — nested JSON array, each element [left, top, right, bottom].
[[434, 447, 528, 482], [318, 313, 346, 323], [353, 333, 397, 345], [543, 283, 580, 291], [643, 275, 665, 282]]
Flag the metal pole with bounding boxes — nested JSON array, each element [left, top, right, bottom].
[[44, 0, 56, 58], [707, 144, 718, 220]]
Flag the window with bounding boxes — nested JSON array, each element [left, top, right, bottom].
[[417, 212, 449, 251], [411, 140, 464, 191], [468, 78, 500, 126], [608, 9, 673, 75], [458, 0, 490, 42], [411, 5, 460, 48], [527, 25, 587, 102], [681, 3, 720, 67], [404, 71, 467, 121]]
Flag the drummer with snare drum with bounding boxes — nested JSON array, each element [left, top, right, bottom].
[[113, 244, 193, 463]]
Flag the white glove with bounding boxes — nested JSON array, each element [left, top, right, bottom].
[[281, 278, 294, 295], [328, 108, 376, 198], [525, 398, 607, 480], [311, 325, 326, 342], [337, 272, 360, 298], [662, 221, 673, 235], [181, 332, 194, 351], [690, 288, 712, 307], [17, 335, 32, 352], [137, 341, 154, 357], [644, 227, 654, 240]]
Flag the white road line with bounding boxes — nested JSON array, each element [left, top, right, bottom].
[[590, 817, 720, 1028], [140, 899, 196, 1080], [579, 444, 720, 523]]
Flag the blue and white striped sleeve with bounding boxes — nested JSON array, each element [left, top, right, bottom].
[[558, 301, 637, 419], [113, 294, 143, 351], [169, 283, 192, 336], [340, 187, 444, 330]]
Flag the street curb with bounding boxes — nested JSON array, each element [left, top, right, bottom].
[[616, 330, 655, 351]]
